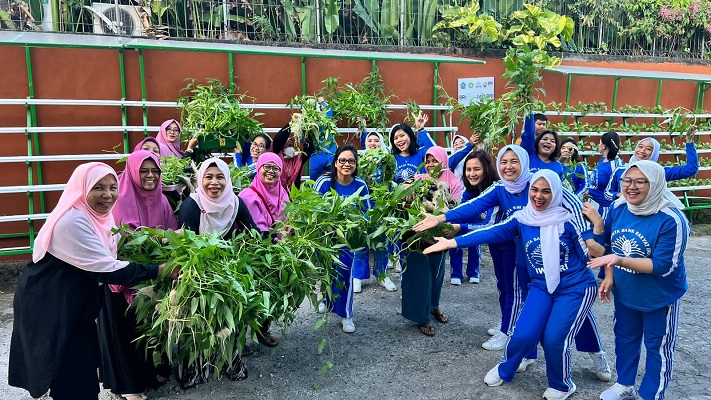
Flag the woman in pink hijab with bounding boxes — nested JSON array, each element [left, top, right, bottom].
[[415, 146, 464, 202], [134, 137, 167, 158], [155, 119, 198, 159], [99, 151, 179, 399], [9, 162, 177, 400]]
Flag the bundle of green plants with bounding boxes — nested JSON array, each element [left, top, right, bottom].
[[459, 97, 509, 148], [179, 79, 264, 143], [228, 163, 254, 193], [358, 148, 396, 188], [287, 94, 339, 152], [160, 156, 193, 186]]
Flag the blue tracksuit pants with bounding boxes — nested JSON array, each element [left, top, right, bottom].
[[498, 284, 597, 392], [324, 249, 355, 319], [449, 245, 481, 280], [613, 298, 681, 400], [353, 247, 388, 280]]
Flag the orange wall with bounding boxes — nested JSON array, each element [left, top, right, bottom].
[[1, 44, 710, 253]]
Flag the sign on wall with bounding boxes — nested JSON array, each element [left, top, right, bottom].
[[458, 77, 495, 105]]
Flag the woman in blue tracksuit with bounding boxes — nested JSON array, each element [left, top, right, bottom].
[[448, 134, 474, 180], [314, 144, 370, 334], [233, 133, 273, 178], [605, 126, 699, 202], [559, 138, 588, 199], [586, 160, 689, 400], [449, 150, 497, 285], [414, 145, 612, 380], [390, 112, 436, 183], [309, 97, 336, 181], [588, 131, 624, 219], [520, 115, 565, 178], [424, 170, 600, 400]]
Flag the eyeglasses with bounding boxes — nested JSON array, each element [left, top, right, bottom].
[[166, 128, 180, 133], [253, 143, 267, 149], [139, 168, 162, 175], [620, 178, 649, 188], [337, 158, 357, 166], [262, 164, 281, 173]]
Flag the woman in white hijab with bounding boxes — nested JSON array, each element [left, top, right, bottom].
[[424, 170, 600, 400], [9, 162, 177, 400], [586, 160, 689, 400]]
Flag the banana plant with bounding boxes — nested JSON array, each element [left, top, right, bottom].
[[433, 1, 501, 47], [503, 3, 574, 50]]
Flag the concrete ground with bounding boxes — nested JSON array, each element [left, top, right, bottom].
[[1, 237, 710, 400]]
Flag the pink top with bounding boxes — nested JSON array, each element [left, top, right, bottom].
[[415, 146, 463, 202], [156, 119, 185, 158], [238, 153, 290, 232]]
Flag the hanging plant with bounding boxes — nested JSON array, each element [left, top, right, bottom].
[[287, 94, 339, 152]]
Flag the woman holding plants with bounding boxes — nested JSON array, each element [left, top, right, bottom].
[[233, 133, 272, 178], [353, 129, 397, 293], [586, 161, 689, 400], [98, 150, 178, 400], [413, 146, 612, 381], [238, 152, 290, 347], [520, 115, 565, 178], [399, 145, 460, 336], [9, 162, 179, 400], [605, 126, 699, 202], [272, 124, 315, 192], [390, 111, 436, 184], [314, 144, 370, 334], [423, 170, 600, 400], [156, 119, 198, 159], [559, 138, 588, 199], [448, 134, 479, 180], [449, 150, 498, 286]]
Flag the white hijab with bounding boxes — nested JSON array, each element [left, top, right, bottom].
[[365, 131, 389, 151], [629, 137, 660, 163], [496, 145, 532, 194], [190, 158, 240, 235], [515, 170, 572, 294], [614, 160, 684, 215]]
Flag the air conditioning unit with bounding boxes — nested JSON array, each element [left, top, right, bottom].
[[91, 3, 150, 37]]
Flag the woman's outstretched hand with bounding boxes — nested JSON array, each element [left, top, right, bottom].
[[423, 237, 455, 254], [587, 254, 620, 270], [413, 212, 441, 232]]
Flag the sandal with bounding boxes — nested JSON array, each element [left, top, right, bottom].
[[419, 323, 435, 336], [257, 332, 280, 347], [431, 309, 449, 324]]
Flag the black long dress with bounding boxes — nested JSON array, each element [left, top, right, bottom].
[[9, 253, 158, 400]]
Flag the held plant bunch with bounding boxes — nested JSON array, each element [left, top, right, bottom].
[[358, 148, 396, 188], [179, 79, 264, 144], [287, 95, 339, 152]]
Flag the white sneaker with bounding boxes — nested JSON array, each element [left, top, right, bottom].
[[516, 358, 535, 373], [341, 318, 355, 333], [380, 277, 397, 292], [469, 276, 480, 283], [394, 261, 402, 273], [484, 365, 503, 387], [487, 324, 501, 336], [590, 351, 612, 382], [352, 278, 362, 293], [482, 331, 508, 351], [450, 278, 462, 286], [600, 383, 637, 400], [543, 382, 576, 400], [317, 302, 327, 314]]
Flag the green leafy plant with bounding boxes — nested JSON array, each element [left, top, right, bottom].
[[502, 3, 574, 49], [326, 67, 395, 132], [433, 1, 501, 48], [228, 164, 254, 193], [287, 94, 339, 152], [358, 148, 396, 188], [459, 97, 509, 148]]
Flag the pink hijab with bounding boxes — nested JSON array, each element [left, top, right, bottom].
[[134, 136, 169, 158], [156, 119, 184, 158], [416, 146, 463, 201], [190, 158, 240, 235], [32, 162, 129, 272], [112, 151, 178, 231], [238, 153, 290, 231]]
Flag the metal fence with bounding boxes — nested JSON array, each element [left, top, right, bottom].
[[2, 0, 710, 58]]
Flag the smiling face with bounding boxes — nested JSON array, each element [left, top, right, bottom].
[[535, 119, 548, 135], [335, 150, 357, 179], [259, 162, 281, 185], [453, 136, 466, 152], [139, 159, 161, 191], [622, 167, 650, 206], [393, 130, 411, 155], [537, 133, 557, 158], [366, 134, 382, 150], [165, 122, 181, 144], [140, 141, 161, 157], [560, 141, 576, 160], [634, 140, 655, 161], [529, 177, 553, 211], [465, 157, 484, 187], [498, 150, 522, 182], [425, 154, 442, 174], [86, 174, 118, 215], [250, 136, 268, 159], [202, 166, 226, 199]]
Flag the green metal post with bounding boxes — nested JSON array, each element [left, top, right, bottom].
[[25, 47, 44, 254], [564, 75, 572, 124], [432, 62, 439, 132], [139, 49, 148, 136], [695, 82, 702, 112], [611, 77, 620, 110], [229, 52, 235, 92], [371, 59, 376, 72], [301, 57, 307, 95], [654, 79, 663, 125], [119, 50, 130, 151]]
